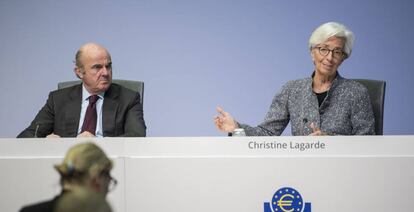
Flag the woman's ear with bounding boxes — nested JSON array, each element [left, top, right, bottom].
[[310, 50, 315, 64], [88, 174, 103, 192]]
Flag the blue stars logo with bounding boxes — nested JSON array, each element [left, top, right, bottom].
[[264, 187, 311, 212]]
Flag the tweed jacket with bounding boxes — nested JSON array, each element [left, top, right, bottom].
[[240, 73, 375, 136]]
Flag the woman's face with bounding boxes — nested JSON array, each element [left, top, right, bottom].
[[311, 36, 346, 77]]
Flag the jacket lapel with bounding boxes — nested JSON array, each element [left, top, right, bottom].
[[303, 77, 320, 132], [65, 85, 82, 137], [102, 85, 119, 136]]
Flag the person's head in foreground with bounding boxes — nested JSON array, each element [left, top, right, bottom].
[[54, 142, 117, 195]]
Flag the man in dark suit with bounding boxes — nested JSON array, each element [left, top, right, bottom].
[[17, 43, 146, 138]]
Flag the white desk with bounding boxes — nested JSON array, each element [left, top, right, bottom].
[[1, 136, 413, 212]]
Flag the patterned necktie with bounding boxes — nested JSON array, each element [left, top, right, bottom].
[[81, 95, 99, 135]]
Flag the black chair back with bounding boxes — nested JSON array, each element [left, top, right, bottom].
[[353, 79, 386, 135]]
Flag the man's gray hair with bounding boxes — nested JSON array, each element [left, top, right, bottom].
[[75, 49, 83, 68], [308, 22, 355, 58]]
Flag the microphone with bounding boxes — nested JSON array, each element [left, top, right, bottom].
[[34, 124, 40, 138], [302, 118, 310, 135]]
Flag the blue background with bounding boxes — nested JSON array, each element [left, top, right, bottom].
[[1, 0, 413, 137]]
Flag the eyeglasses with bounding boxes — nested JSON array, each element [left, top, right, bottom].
[[314, 46, 345, 59], [101, 171, 118, 192], [108, 176, 118, 192]]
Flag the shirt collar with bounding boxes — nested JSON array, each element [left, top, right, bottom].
[[308, 71, 344, 92], [82, 84, 105, 101]]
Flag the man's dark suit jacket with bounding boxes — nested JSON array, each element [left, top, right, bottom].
[[17, 83, 146, 137], [19, 195, 60, 212]]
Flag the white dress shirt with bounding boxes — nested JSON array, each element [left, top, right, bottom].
[[77, 85, 105, 137]]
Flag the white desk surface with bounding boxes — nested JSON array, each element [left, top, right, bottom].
[[1, 136, 413, 212]]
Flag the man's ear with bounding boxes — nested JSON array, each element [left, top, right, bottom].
[[74, 67, 83, 79]]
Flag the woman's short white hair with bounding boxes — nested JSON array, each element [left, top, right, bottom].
[[308, 22, 355, 58]]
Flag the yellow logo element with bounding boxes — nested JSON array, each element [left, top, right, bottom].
[[277, 194, 294, 211]]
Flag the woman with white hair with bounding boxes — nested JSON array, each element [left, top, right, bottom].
[[19, 142, 116, 212], [215, 22, 375, 136]]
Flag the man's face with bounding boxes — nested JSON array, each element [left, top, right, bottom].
[[76, 46, 112, 94]]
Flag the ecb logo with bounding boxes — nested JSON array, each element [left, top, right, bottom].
[[264, 187, 311, 212]]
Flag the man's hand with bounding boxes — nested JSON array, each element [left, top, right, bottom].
[[46, 133, 61, 138], [214, 106, 238, 133], [77, 131, 95, 138]]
